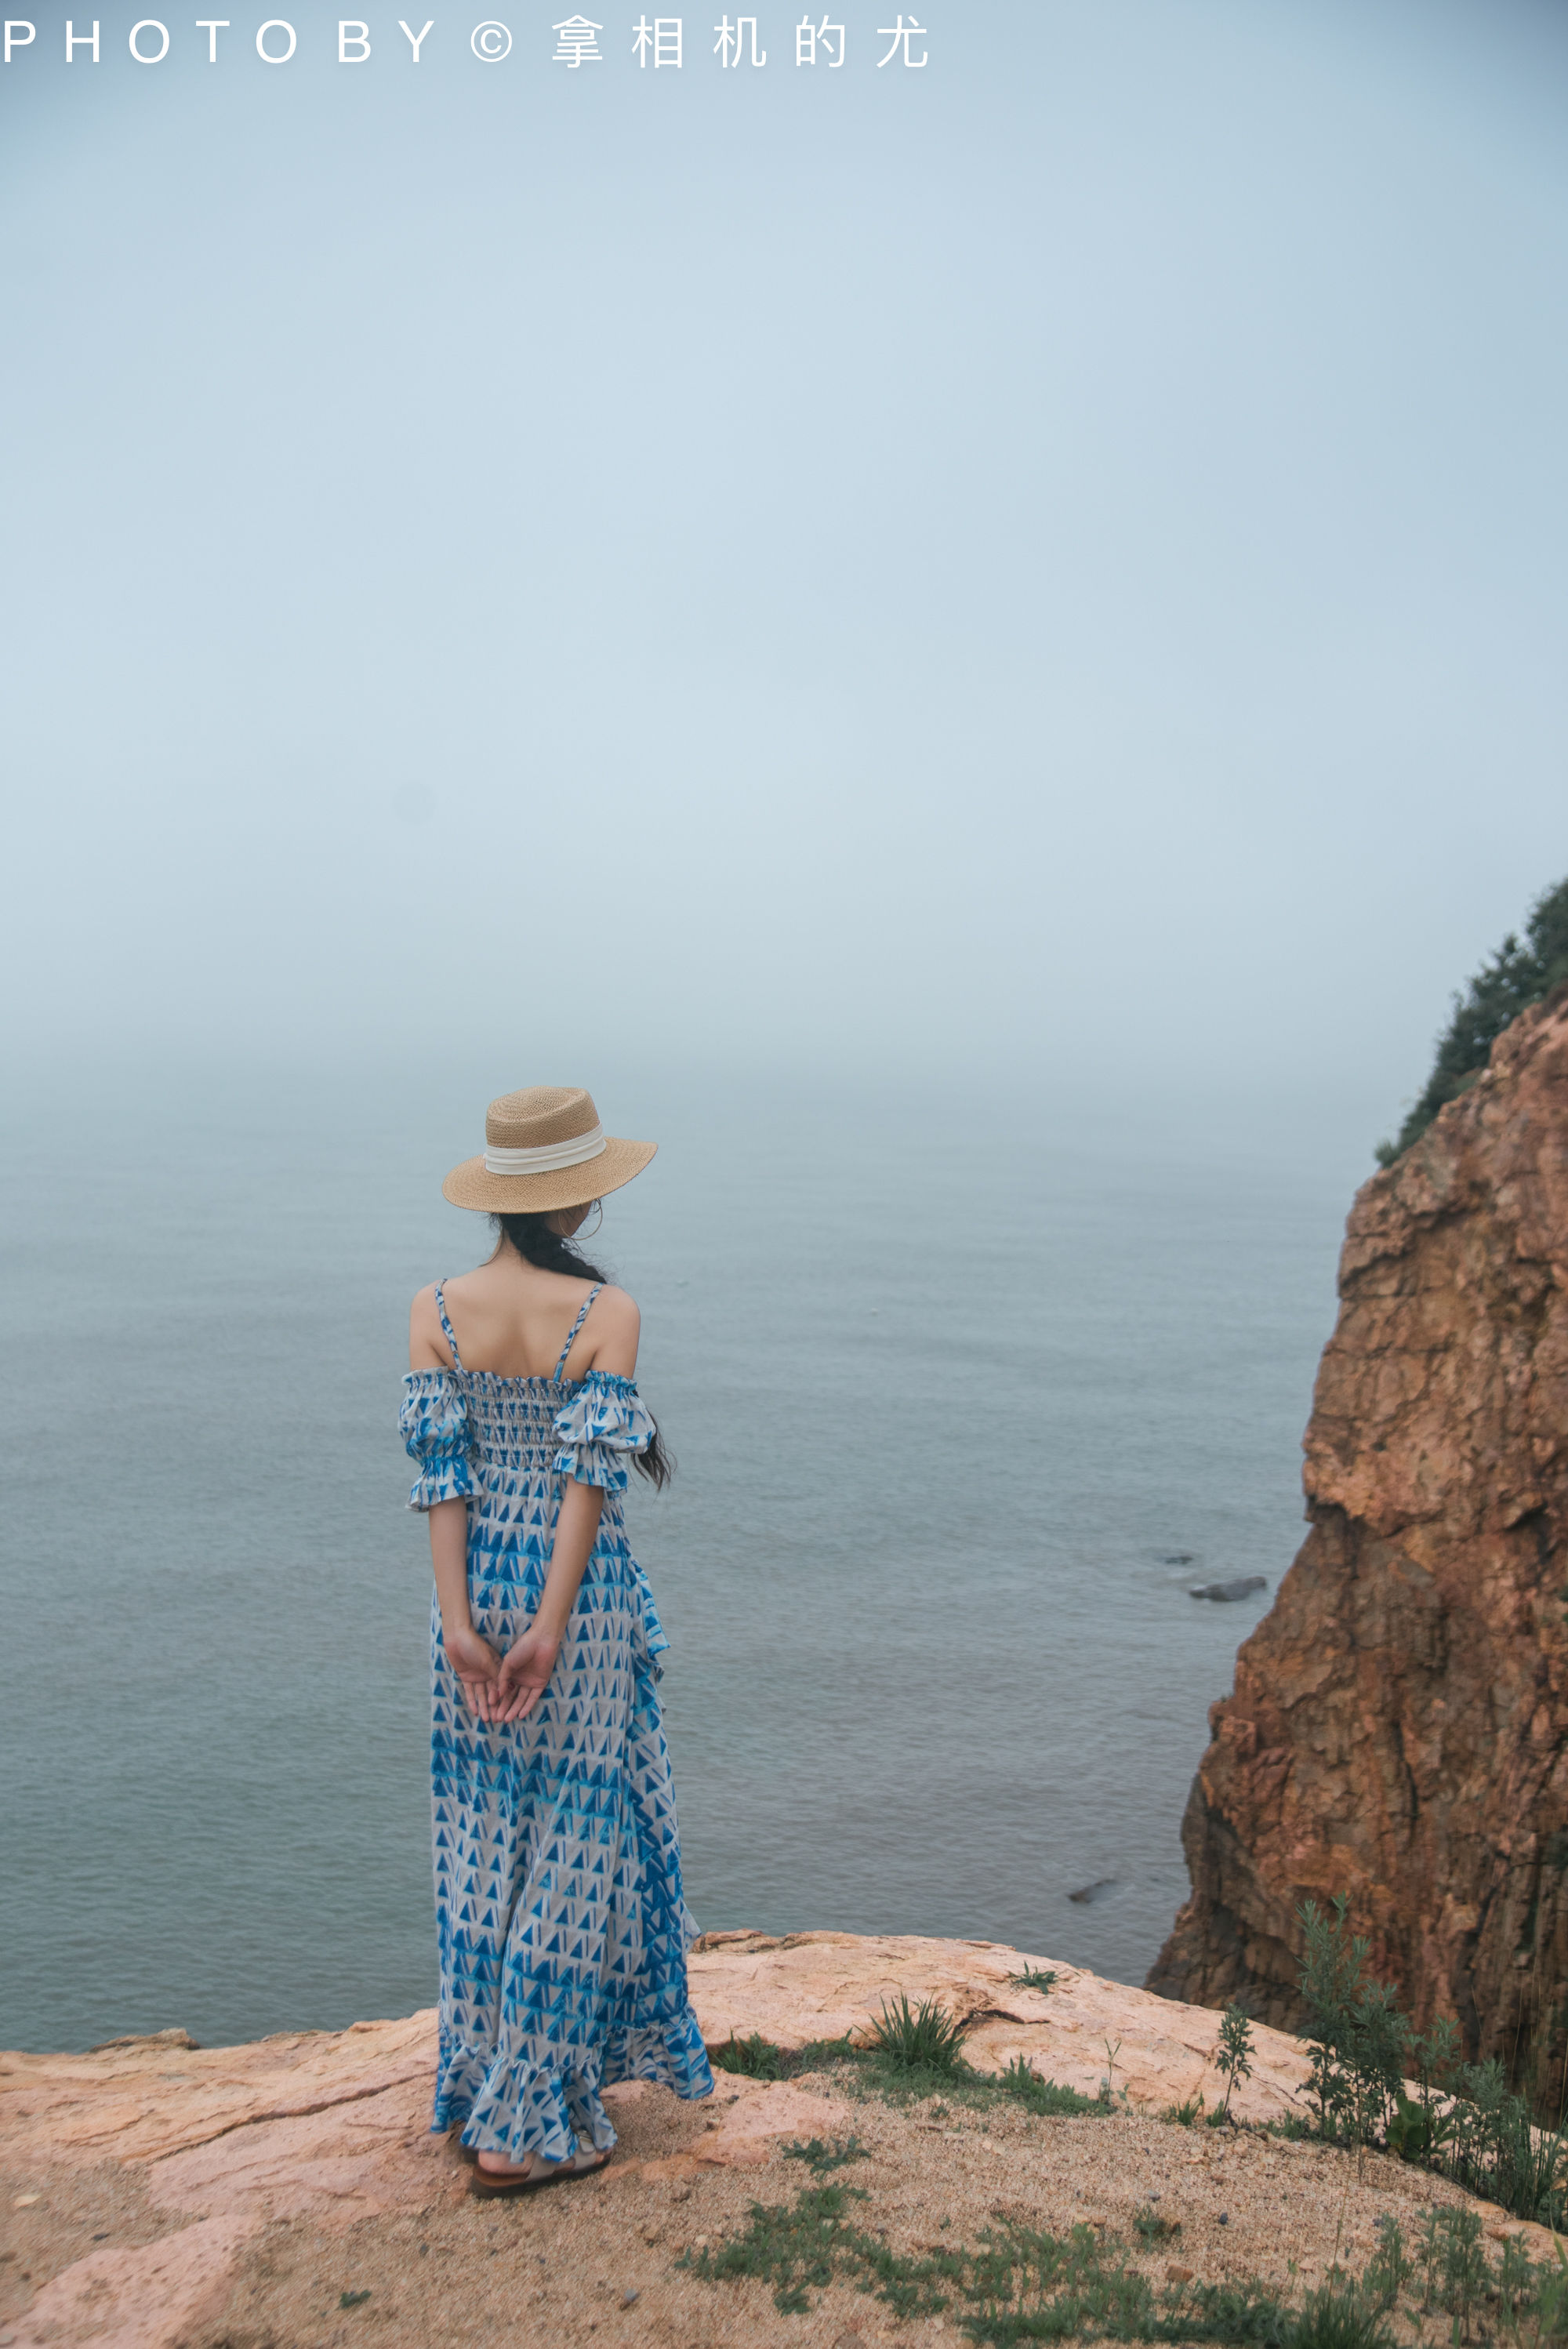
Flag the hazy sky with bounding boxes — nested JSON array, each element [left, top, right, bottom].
[[4, 0, 1566, 1116]]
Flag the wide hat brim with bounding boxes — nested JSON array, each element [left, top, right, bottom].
[[442, 1136, 656, 1214]]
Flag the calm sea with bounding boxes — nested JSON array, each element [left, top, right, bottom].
[[0, 1062, 1363, 2051]]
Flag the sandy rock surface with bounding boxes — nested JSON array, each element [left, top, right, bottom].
[[0, 1933, 1544, 2348], [690, 1930, 1316, 2122], [1150, 986, 1568, 2057]]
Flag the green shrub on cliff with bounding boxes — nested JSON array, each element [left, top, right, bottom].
[[1376, 875, 1568, 1165], [1296, 1893, 1568, 2227], [1298, 1896, 1411, 2144]]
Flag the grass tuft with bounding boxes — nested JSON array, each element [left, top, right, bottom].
[[867, 1992, 971, 2073], [1163, 2094, 1206, 2126], [997, 2056, 1106, 2118], [790, 2033, 858, 2071], [1283, 2282, 1395, 2349], [1133, 2203, 1181, 2245], [710, 2030, 786, 2080], [677, 2177, 960, 2318], [1007, 1966, 1058, 1994], [782, 2133, 870, 2177], [679, 2179, 871, 2314]]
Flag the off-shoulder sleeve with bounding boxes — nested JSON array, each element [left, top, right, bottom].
[[551, 1371, 656, 1491], [399, 1369, 475, 1511]]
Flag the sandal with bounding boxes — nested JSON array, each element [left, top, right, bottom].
[[468, 2146, 610, 2198]]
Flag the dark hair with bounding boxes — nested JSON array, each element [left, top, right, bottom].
[[493, 1209, 610, 1285], [492, 1212, 673, 1490]]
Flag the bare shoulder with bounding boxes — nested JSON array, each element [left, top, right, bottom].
[[408, 1283, 452, 1371], [590, 1283, 641, 1332], [585, 1284, 641, 1376]]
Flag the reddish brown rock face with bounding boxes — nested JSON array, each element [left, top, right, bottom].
[[1149, 988, 1568, 2079]]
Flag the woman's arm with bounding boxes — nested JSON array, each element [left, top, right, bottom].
[[411, 1291, 502, 1721], [493, 1480, 605, 1723], [429, 1498, 505, 1723]]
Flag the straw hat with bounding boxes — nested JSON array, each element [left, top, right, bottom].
[[443, 1086, 656, 1214]]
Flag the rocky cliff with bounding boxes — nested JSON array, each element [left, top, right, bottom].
[[0, 1936, 1327, 2347], [1149, 987, 1568, 2075]]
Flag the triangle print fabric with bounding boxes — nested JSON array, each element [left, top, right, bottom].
[[401, 1311, 713, 2164]]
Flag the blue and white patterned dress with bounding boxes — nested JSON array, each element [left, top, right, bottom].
[[399, 1283, 713, 2162]]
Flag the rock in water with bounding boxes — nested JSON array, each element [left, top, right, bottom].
[[1189, 1577, 1267, 1603], [1148, 986, 1568, 2070]]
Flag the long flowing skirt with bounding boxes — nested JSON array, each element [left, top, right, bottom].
[[429, 1503, 713, 2161]]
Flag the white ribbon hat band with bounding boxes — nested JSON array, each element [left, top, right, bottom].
[[483, 1122, 608, 1177]]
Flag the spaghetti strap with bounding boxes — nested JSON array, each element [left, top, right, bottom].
[[552, 1283, 604, 1382], [434, 1283, 464, 1373]]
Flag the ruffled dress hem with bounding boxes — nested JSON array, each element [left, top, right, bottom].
[[434, 2006, 714, 2160]]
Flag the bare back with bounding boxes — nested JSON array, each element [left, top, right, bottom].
[[409, 1250, 640, 1383]]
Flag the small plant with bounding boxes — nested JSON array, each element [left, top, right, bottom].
[[1163, 2275, 1301, 2344], [681, 2177, 960, 2319], [339, 2289, 372, 2309], [1163, 2093, 1206, 2126], [1414, 2014, 1462, 2119], [1133, 2202, 1181, 2245], [1214, 2004, 1255, 2123], [790, 2033, 858, 2072], [1495, 2233, 1540, 2344], [997, 2057, 1105, 2118], [681, 2178, 872, 2314], [1385, 2091, 1435, 2163], [1524, 2235, 1568, 2347], [1100, 2036, 1125, 2106], [1363, 2216, 1414, 2311], [710, 2029, 786, 2079], [782, 2133, 869, 2177], [1007, 1966, 1058, 1994], [1417, 2204, 1447, 2313], [1416, 2204, 1492, 2336], [1436, 2057, 1568, 2227], [960, 2219, 1160, 2344], [866, 1993, 971, 2075], [1287, 2278, 1396, 2349], [1434, 2206, 1489, 2342], [1297, 1896, 1410, 2146]]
